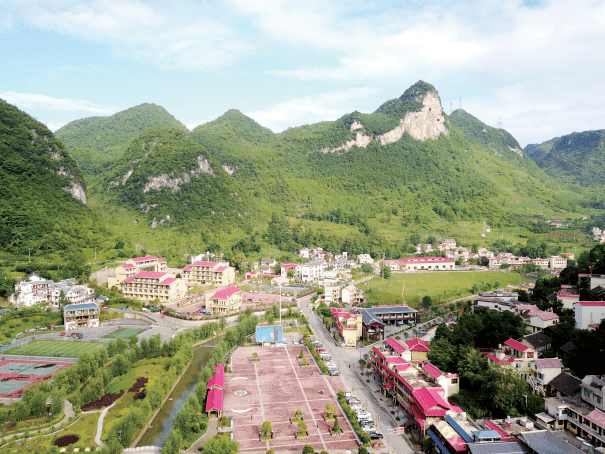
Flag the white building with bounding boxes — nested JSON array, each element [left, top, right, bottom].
[[324, 285, 340, 304], [581, 375, 605, 411], [528, 358, 564, 394], [64, 302, 100, 331], [574, 301, 605, 330], [357, 254, 374, 264], [549, 256, 567, 270], [11, 274, 91, 308], [398, 257, 455, 272], [298, 261, 326, 283], [342, 284, 363, 305]]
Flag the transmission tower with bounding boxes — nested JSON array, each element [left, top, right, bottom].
[[459, 98, 462, 110]]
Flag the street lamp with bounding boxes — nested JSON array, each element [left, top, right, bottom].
[[522, 394, 528, 406]]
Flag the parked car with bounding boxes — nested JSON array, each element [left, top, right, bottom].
[[356, 410, 372, 419], [119, 307, 126, 310], [368, 432, 383, 439], [361, 425, 377, 433], [60, 332, 65, 336], [102, 306, 108, 310], [78, 334, 83, 339]]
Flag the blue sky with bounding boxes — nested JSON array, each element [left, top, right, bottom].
[[1, 0, 604, 146]]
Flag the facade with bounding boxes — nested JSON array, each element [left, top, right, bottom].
[[121, 271, 187, 303], [360, 305, 419, 341], [297, 261, 325, 283], [181, 261, 235, 286], [547, 371, 582, 397], [544, 396, 605, 449], [341, 284, 363, 305], [581, 375, 605, 411], [357, 254, 374, 264], [12, 274, 91, 308], [557, 288, 580, 310], [527, 358, 564, 395], [324, 285, 340, 304], [398, 257, 455, 272], [516, 304, 559, 333], [207, 286, 242, 314], [486, 338, 536, 376], [64, 302, 100, 330], [549, 256, 568, 270], [520, 332, 552, 354], [574, 301, 605, 330]]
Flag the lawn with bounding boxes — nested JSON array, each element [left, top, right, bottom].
[[363, 271, 523, 307], [0, 313, 62, 344], [102, 327, 148, 339], [3, 339, 104, 358]]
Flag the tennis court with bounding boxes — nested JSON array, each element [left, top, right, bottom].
[[0, 362, 63, 375], [3, 339, 104, 358], [102, 327, 148, 339], [0, 380, 30, 394]]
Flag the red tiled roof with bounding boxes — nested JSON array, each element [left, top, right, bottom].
[[205, 388, 223, 412], [486, 353, 513, 364], [131, 255, 158, 262], [383, 382, 393, 389], [409, 405, 428, 427], [399, 257, 455, 264], [385, 337, 407, 354], [504, 338, 528, 352], [123, 277, 134, 283], [533, 311, 559, 321], [586, 408, 605, 430], [182, 265, 192, 271], [484, 420, 508, 436], [386, 356, 406, 365], [395, 363, 411, 372], [589, 324, 599, 329], [533, 358, 563, 369], [446, 374, 459, 378], [208, 373, 225, 389], [413, 387, 448, 416], [135, 271, 167, 279], [214, 266, 228, 272], [215, 364, 224, 374], [159, 277, 177, 285], [372, 347, 386, 360], [557, 289, 578, 298], [422, 362, 443, 379], [158, 259, 166, 263], [407, 337, 429, 348], [192, 261, 219, 267], [211, 286, 241, 300], [578, 301, 605, 306], [121, 264, 135, 269], [410, 343, 430, 352], [282, 263, 299, 268]]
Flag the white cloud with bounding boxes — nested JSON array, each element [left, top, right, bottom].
[[0, 92, 115, 114], [9, 0, 253, 70], [245, 87, 378, 132]]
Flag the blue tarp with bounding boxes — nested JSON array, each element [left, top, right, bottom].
[[446, 415, 473, 444], [255, 325, 283, 343], [428, 429, 452, 454]]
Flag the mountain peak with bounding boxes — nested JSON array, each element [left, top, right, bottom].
[[399, 80, 438, 100]]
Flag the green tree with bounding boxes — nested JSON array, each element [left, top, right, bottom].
[[381, 266, 391, 279], [361, 263, 373, 274], [332, 416, 340, 433], [129, 333, 138, 349], [302, 445, 315, 454], [219, 316, 227, 330], [422, 295, 432, 310], [297, 420, 307, 435], [261, 420, 273, 438], [162, 428, 184, 454]]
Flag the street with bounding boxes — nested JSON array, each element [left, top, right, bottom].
[[299, 297, 415, 454]]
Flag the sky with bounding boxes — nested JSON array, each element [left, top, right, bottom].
[[1, 0, 605, 147]]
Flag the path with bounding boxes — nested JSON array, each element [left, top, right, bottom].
[[95, 401, 116, 447], [186, 416, 218, 453]]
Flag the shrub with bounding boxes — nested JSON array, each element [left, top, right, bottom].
[[302, 445, 314, 454]]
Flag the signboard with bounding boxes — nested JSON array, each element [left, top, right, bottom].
[[393, 427, 405, 435]]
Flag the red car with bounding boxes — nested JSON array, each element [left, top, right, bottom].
[[102, 306, 108, 310], [60, 332, 65, 336]]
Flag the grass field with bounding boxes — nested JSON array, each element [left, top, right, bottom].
[[102, 327, 147, 339], [363, 271, 523, 307], [3, 339, 104, 358]]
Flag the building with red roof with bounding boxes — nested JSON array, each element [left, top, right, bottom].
[[108, 255, 168, 289], [486, 338, 537, 376], [396, 257, 455, 272], [205, 388, 223, 417], [182, 260, 235, 286], [207, 286, 242, 314], [330, 307, 363, 347], [528, 358, 564, 394], [120, 271, 187, 303]]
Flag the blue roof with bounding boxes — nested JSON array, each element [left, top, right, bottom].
[[427, 429, 452, 454], [255, 325, 283, 343], [64, 302, 99, 311], [472, 430, 502, 440], [446, 415, 473, 444]]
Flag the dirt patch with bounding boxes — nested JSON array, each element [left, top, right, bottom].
[[55, 435, 79, 447], [129, 377, 148, 393], [81, 390, 124, 411]]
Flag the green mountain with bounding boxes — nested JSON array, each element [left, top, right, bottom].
[[55, 103, 187, 183], [101, 126, 249, 228], [0, 98, 107, 256], [524, 130, 605, 187]]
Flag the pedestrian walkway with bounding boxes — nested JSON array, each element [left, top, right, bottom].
[[186, 416, 218, 453]]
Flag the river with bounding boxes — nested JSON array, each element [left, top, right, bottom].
[[137, 341, 217, 447]]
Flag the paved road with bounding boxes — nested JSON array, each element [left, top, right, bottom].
[[300, 297, 415, 454]]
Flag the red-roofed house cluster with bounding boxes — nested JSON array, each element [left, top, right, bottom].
[[206, 364, 224, 418], [108, 255, 168, 289], [182, 260, 235, 286], [370, 337, 468, 448]]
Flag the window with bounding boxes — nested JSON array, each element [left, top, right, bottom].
[[527, 352, 534, 358], [584, 388, 591, 398]]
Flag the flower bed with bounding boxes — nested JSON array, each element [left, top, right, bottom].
[[129, 377, 148, 393], [54, 435, 79, 447], [81, 390, 124, 411]]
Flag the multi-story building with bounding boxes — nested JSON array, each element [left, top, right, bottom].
[[181, 261, 235, 286], [207, 286, 242, 314], [549, 256, 568, 270], [544, 396, 605, 449], [324, 285, 340, 304], [574, 301, 605, 330], [474, 291, 519, 312], [357, 254, 374, 264], [297, 261, 325, 283], [527, 358, 564, 395], [342, 284, 363, 305], [398, 257, 455, 272], [11, 274, 91, 308], [330, 307, 363, 347], [108, 255, 167, 289], [556, 288, 580, 310], [486, 338, 536, 376], [581, 375, 605, 411], [280, 263, 299, 278], [360, 305, 419, 341], [121, 271, 187, 303], [515, 304, 559, 333], [64, 302, 100, 330]]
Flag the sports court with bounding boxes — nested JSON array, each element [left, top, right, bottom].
[[223, 345, 359, 452], [0, 359, 72, 397], [102, 327, 148, 339], [3, 339, 103, 358]]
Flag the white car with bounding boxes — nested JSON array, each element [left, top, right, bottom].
[[361, 425, 377, 432], [356, 410, 372, 419]]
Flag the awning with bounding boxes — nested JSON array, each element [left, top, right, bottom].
[[446, 415, 473, 444], [428, 429, 453, 454], [535, 412, 555, 424]]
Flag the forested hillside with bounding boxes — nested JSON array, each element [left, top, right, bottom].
[[524, 130, 605, 187], [0, 98, 109, 258], [56, 103, 187, 184], [102, 126, 250, 228]]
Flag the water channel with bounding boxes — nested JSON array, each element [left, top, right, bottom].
[[137, 340, 217, 447]]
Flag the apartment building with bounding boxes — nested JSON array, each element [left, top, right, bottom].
[[549, 256, 568, 269], [121, 271, 187, 303], [330, 307, 363, 347], [181, 261, 235, 286], [574, 301, 605, 330], [486, 338, 537, 376], [207, 286, 242, 314], [398, 257, 455, 272], [108, 255, 167, 289], [342, 284, 363, 305], [527, 358, 564, 395], [324, 285, 341, 304], [298, 261, 325, 283], [357, 254, 374, 264], [11, 274, 91, 307], [64, 302, 100, 330]]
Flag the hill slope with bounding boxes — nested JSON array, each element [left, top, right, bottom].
[[524, 130, 605, 186], [101, 127, 249, 228], [56, 103, 187, 182], [0, 98, 106, 255]]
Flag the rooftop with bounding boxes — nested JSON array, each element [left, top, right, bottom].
[[211, 286, 241, 300], [519, 430, 584, 454], [135, 271, 168, 279], [131, 255, 159, 262], [548, 371, 582, 396], [504, 338, 529, 352], [533, 358, 563, 369], [64, 302, 99, 311], [522, 332, 552, 349]]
